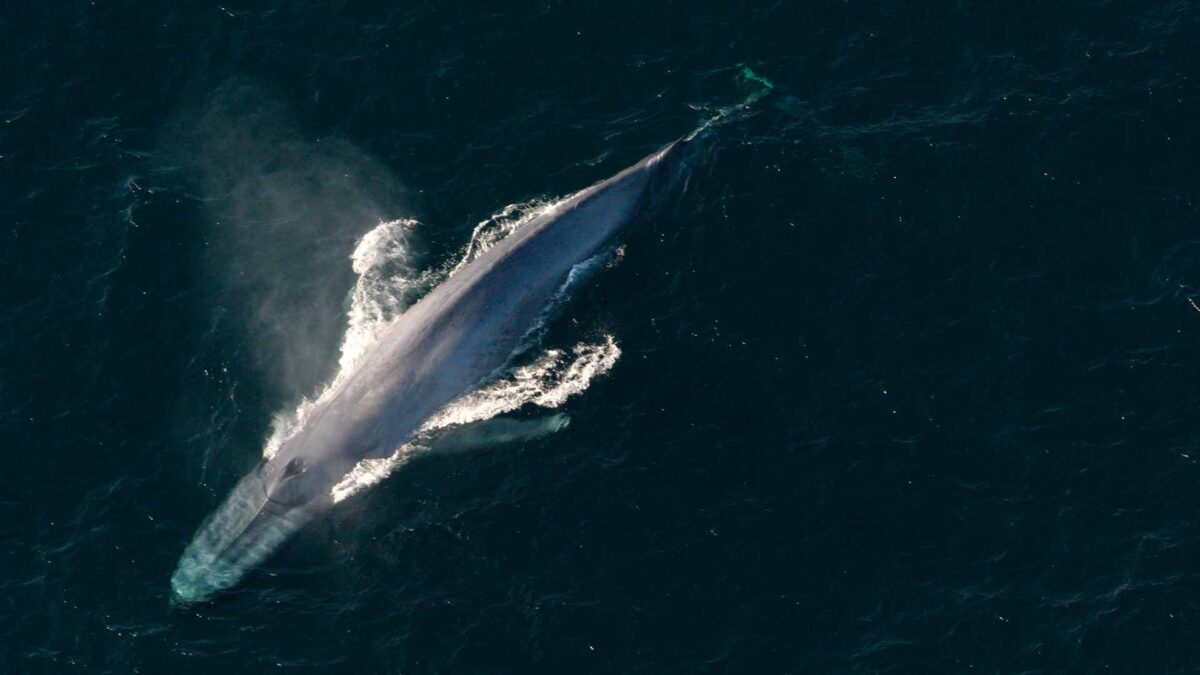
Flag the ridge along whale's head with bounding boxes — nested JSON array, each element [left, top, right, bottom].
[[169, 451, 336, 605]]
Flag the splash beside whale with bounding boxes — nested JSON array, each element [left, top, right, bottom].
[[171, 139, 684, 603]]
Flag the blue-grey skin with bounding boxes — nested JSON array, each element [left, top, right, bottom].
[[171, 140, 681, 603]]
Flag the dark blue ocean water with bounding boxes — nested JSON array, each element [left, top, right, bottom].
[[4, 1, 1200, 672]]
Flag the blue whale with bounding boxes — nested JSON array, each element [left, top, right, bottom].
[[171, 138, 687, 602]]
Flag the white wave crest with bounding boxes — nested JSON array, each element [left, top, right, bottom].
[[342, 218, 435, 372], [329, 449, 418, 504], [428, 336, 621, 429], [450, 198, 555, 276]]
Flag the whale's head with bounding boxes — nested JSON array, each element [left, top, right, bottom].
[[170, 453, 334, 604]]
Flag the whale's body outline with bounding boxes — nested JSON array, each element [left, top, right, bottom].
[[170, 140, 686, 603]]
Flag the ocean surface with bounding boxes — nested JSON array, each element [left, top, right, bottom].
[[3, 1, 1200, 672]]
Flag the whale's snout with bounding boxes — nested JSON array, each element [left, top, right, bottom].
[[171, 469, 315, 604]]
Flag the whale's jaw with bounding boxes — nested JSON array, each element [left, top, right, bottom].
[[170, 470, 321, 604]]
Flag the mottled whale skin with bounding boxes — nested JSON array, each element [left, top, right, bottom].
[[171, 140, 681, 602]]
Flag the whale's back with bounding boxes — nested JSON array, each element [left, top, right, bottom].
[[266, 146, 671, 494]]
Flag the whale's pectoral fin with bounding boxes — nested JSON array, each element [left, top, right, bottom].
[[427, 414, 571, 455]]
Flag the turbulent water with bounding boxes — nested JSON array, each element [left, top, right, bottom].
[[4, 1, 1200, 672]]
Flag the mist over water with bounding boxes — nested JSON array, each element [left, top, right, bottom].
[[164, 79, 414, 401]]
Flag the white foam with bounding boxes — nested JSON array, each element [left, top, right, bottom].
[[450, 198, 555, 276], [429, 336, 621, 428], [329, 447, 419, 504], [342, 217, 436, 372]]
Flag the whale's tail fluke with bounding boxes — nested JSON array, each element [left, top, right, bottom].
[[643, 67, 779, 208], [682, 66, 777, 143]]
